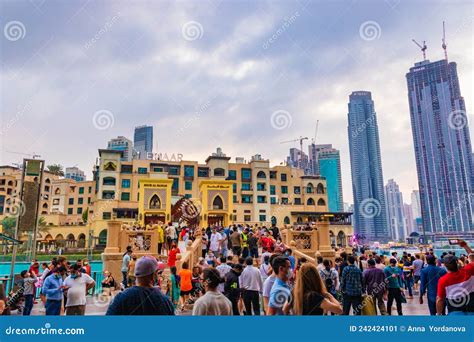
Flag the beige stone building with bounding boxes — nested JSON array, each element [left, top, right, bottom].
[[0, 148, 353, 251]]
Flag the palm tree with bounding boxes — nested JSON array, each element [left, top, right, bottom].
[[46, 164, 64, 176]]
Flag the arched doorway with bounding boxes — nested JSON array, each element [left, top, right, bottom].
[[149, 194, 161, 209], [212, 195, 224, 210], [78, 233, 86, 248], [271, 216, 277, 226], [98, 229, 107, 247], [284, 216, 290, 225], [337, 231, 346, 247]]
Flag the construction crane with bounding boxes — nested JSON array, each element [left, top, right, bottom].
[[412, 39, 427, 60], [442, 21, 448, 61], [312, 120, 320, 144], [4, 150, 41, 159], [280, 136, 308, 168]]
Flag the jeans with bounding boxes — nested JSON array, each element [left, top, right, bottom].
[[23, 294, 34, 316], [45, 299, 62, 315], [372, 294, 387, 315], [243, 290, 260, 315], [427, 297, 437, 316], [404, 276, 413, 297], [122, 271, 128, 288], [387, 288, 403, 315], [342, 294, 362, 315]]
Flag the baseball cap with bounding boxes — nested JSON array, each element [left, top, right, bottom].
[[134, 256, 159, 277]]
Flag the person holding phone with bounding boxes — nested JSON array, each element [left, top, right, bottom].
[[42, 267, 66, 315]]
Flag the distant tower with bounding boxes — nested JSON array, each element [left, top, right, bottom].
[[134, 125, 153, 159], [347, 91, 389, 242]]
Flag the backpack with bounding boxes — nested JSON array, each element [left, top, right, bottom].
[[321, 269, 334, 291]]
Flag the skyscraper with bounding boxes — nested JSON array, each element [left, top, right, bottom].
[[286, 147, 309, 172], [134, 125, 154, 159], [347, 91, 389, 241], [317, 146, 344, 212], [65, 167, 85, 182], [407, 58, 474, 234], [308, 143, 332, 175], [385, 179, 407, 241], [107, 136, 133, 161], [404, 203, 415, 234]]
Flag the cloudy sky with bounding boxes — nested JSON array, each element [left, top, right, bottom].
[[1, 0, 473, 204]]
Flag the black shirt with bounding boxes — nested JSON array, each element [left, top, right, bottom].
[[302, 292, 325, 315], [106, 286, 175, 315]]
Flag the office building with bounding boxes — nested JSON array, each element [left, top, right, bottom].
[[134, 125, 153, 159]]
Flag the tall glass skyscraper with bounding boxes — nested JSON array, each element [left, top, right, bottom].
[[385, 179, 407, 241], [347, 91, 389, 241], [406, 59, 474, 234], [134, 125, 154, 159], [317, 146, 343, 212]]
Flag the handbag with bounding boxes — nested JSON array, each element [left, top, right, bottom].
[[399, 290, 407, 304]]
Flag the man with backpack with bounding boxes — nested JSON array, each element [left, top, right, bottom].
[[319, 259, 339, 296]]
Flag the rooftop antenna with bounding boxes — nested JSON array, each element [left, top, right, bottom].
[[412, 39, 427, 60], [442, 21, 448, 61]]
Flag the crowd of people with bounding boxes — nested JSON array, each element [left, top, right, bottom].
[[1, 223, 473, 317]]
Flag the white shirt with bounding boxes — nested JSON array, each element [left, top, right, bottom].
[[263, 275, 276, 298], [166, 226, 177, 239], [240, 265, 263, 292], [210, 232, 222, 252], [63, 273, 94, 307], [192, 291, 232, 316], [259, 263, 271, 282], [216, 263, 232, 293]]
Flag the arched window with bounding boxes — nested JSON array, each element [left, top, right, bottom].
[[337, 231, 346, 247], [42, 203, 48, 208], [297, 216, 303, 224], [212, 195, 224, 210], [78, 234, 86, 248], [7, 180, 13, 186], [271, 216, 277, 225], [316, 183, 325, 194], [317, 198, 326, 206], [257, 171, 266, 179], [45, 178, 51, 184], [306, 183, 314, 194], [103, 177, 116, 186], [214, 168, 225, 177], [66, 234, 75, 241], [98, 229, 107, 246], [55, 188, 60, 195], [307, 198, 315, 205], [284, 216, 290, 225], [149, 194, 161, 209]]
